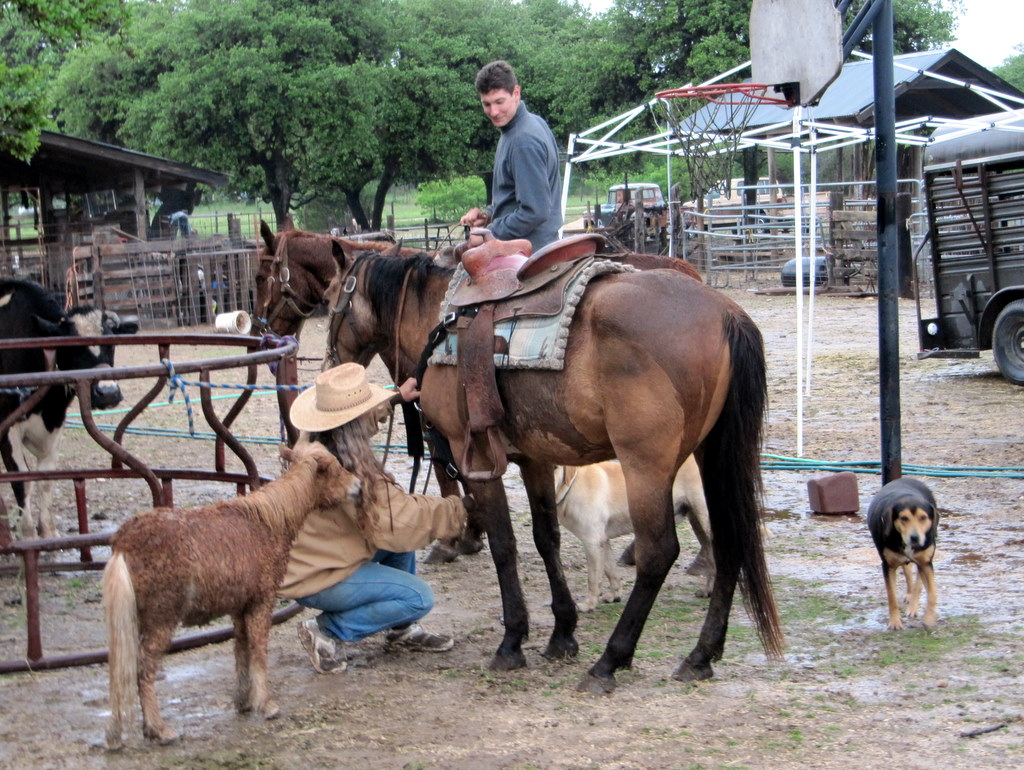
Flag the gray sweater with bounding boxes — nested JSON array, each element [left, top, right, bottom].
[[486, 102, 563, 251]]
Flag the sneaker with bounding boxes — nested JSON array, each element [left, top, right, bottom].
[[297, 618, 347, 674], [335, 639, 379, 668], [385, 623, 454, 652]]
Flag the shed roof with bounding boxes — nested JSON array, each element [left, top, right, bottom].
[[0, 131, 228, 193], [570, 48, 1024, 167], [741, 48, 1024, 130]]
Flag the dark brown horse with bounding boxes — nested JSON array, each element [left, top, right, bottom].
[[255, 220, 702, 339], [253, 221, 424, 338], [325, 248, 782, 693], [254, 222, 484, 559]]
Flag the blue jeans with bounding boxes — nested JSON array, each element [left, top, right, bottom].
[[295, 551, 433, 642]]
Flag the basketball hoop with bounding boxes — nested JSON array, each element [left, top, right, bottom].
[[656, 82, 789, 201]]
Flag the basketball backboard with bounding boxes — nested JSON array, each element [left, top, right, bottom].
[[750, 0, 844, 107]]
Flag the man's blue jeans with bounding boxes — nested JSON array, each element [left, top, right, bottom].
[[295, 551, 433, 642]]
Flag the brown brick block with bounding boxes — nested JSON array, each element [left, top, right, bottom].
[[806, 471, 860, 514]]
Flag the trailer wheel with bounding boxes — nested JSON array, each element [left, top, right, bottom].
[[993, 299, 1024, 385]]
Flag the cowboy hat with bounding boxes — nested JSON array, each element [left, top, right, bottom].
[[290, 363, 393, 432]]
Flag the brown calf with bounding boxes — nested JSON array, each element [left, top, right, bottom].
[[103, 442, 360, 749]]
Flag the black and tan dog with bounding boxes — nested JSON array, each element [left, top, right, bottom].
[[867, 477, 939, 630]]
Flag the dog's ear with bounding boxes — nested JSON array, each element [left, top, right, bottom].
[[882, 505, 896, 537]]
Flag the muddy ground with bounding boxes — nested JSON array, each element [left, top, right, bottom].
[[1, 277, 1022, 769]]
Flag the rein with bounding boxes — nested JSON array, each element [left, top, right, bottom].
[[554, 466, 579, 507], [393, 263, 414, 385], [321, 254, 432, 493], [323, 257, 362, 369]]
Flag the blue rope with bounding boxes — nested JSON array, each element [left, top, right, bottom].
[[762, 453, 1024, 479], [0, 387, 31, 398], [160, 359, 312, 438], [161, 359, 196, 436]]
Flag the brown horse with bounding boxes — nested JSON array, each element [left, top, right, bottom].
[[254, 222, 483, 559], [253, 221, 424, 338], [325, 248, 782, 694], [255, 220, 702, 340], [318, 239, 703, 562]]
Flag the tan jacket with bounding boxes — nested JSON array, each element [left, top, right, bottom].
[[278, 478, 466, 599]]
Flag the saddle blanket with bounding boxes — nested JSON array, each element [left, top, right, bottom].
[[428, 258, 633, 371]]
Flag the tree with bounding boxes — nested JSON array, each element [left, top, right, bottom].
[[994, 45, 1024, 93], [416, 176, 486, 222], [1, 0, 124, 159], [594, 0, 962, 105], [845, 0, 962, 53], [53, 0, 395, 226], [383, 0, 602, 225]]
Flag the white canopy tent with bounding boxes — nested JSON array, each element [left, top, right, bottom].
[[560, 49, 1024, 455]]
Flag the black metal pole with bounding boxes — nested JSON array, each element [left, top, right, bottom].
[[873, 0, 902, 484]]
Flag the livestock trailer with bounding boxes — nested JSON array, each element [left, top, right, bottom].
[[919, 109, 1024, 384]]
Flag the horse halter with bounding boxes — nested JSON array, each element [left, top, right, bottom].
[[323, 257, 363, 369], [255, 236, 322, 334], [324, 254, 415, 385]]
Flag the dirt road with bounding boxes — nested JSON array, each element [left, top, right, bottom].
[[1, 284, 1022, 769]]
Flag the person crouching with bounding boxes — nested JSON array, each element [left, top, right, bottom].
[[280, 363, 474, 673]]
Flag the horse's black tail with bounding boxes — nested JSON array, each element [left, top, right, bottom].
[[702, 308, 783, 659]]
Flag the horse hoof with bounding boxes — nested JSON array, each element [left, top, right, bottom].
[[104, 734, 124, 752], [541, 637, 579, 660], [145, 726, 180, 745], [258, 700, 281, 720], [673, 660, 714, 683], [488, 651, 527, 671], [423, 543, 459, 564], [577, 672, 616, 695], [456, 537, 485, 555]]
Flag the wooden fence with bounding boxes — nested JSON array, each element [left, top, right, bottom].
[[71, 229, 258, 328]]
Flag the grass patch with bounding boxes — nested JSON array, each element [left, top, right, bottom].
[[867, 616, 983, 668]]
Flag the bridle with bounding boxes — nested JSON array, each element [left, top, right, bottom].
[[324, 254, 415, 383], [323, 257, 361, 369], [323, 253, 424, 493], [254, 234, 322, 335]]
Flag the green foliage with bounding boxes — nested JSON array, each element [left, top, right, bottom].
[[994, 45, 1024, 92], [1, 0, 124, 158], [36, 0, 962, 231], [416, 176, 485, 223], [842, 0, 962, 53]]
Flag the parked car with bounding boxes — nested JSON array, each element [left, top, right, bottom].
[[781, 256, 830, 288], [597, 182, 666, 228]]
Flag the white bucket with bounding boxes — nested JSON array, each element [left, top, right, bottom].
[[214, 311, 252, 335]]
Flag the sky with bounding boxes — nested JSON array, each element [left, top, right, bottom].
[[579, 1, 1020, 70], [948, 0, 1020, 69]]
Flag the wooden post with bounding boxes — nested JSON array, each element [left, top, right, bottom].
[[134, 168, 147, 241]]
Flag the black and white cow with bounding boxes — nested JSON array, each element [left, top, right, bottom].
[[0, 279, 138, 539]]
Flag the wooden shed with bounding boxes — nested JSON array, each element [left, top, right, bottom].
[[0, 132, 257, 328]]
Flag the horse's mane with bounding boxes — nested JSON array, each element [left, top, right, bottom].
[[275, 230, 337, 272], [354, 252, 453, 335]]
